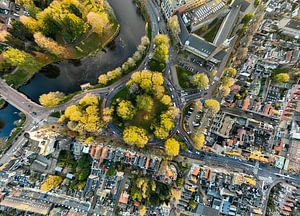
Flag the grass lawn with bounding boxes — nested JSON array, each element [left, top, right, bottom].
[[176, 66, 193, 89]]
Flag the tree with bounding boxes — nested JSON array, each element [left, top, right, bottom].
[[189, 200, 197, 209], [136, 94, 154, 112], [123, 126, 148, 148], [139, 205, 147, 216], [242, 13, 254, 24], [41, 175, 62, 192], [191, 73, 209, 89], [61, 94, 104, 134], [153, 34, 170, 62], [205, 99, 220, 114], [141, 35, 150, 46], [160, 94, 172, 105], [61, 13, 88, 43], [87, 11, 109, 34], [273, 73, 289, 83], [2, 48, 36, 67], [218, 85, 231, 97], [221, 77, 235, 87], [194, 101, 203, 112], [165, 138, 180, 157], [98, 74, 108, 85], [193, 132, 205, 150], [102, 107, 113, 123], [224, 67, 237, 77], [19, 15, 39, 32], [254, 0, 260, 7], [34, 32, 71, 58], [0, 31, 10, 42], [171, 188, 181, 202], [79, 93, 99, 106], [117, 100, 136, 120], [39, 91, 65, 107], [168, 15, 180, 36]]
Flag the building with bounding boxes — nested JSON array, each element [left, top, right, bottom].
[[288, 111, 300, 171], [278, 18, 300, 39]]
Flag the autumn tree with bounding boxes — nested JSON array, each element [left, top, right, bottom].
[[165, 138, 180, 157], [272, 73, 289, 83], [98, 74, 108, 85], [87, 11, 109, 34], [102, 107, 113, 123], [168, 15, 180, 36], [204, 99, 220, 114], [139, 205, 147, 216], [171, 188, 181, 203], [123, 126, 148, 148], [41, 175, 62, 192], [191, 73, 209, 89], [2, 48, 36, 67], [221, 77, 235, 87], [153, 34, 170, 62], [160, 94, 172, 105], [34, 32, 71, 58], [136, 94, 154, 112], [192, 132, 205, 150], [60, 93, 104, 134], [19, 15, 39, 32], [39, 91, 65, 107], [218, 85, 231, 97], [224, 67, 237, 77], [117, 100, 136, 120], [0, 31, 10, 42]]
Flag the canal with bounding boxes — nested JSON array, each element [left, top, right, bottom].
[[0, 0, 146, 137]]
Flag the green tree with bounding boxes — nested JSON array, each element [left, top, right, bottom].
[[189, 200, 197, 209], [242, 13, 254, 24]]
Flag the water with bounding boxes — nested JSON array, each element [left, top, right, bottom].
[[19, 0, 146, 101], [0, 0, 146, 137], [0, 104, 21, 138]]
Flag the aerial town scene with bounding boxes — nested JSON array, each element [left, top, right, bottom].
[[0, 0, 299, 215]]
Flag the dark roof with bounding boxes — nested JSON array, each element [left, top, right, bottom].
[[286, 19, 300, 31], [196, 203, 220, 216], [231, 0, 250, 12], [177, 13, 190, 43]]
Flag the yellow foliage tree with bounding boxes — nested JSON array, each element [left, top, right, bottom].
[[117, 100, 136, 120], [87, 11, 109, 34], [123, 126, 148, 148], [79, 93, 99, 106], [204, 99, 220, 114], [39, 91, 65, 107], [139, 205, 147, 216], [34, 32, 72, 58], [0, 31, 10, 42], [191, 73, 209, 89], [98, 74, 108, 85], [160, 94, 171, 105], [192, 132, 205, 150], [20, 15, 39, 32], [165, 138, 180, 157], [41, 175, 62, 192]]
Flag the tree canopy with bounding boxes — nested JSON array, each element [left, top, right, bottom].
[[272, 73, 290, 83], [39, 91, 65, 107], [191, 73, 209, 89], [205, 99, 220, 114], [123, 126, 149, 148], [165, 138, 180, 157]]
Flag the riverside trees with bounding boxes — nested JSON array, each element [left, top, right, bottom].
[[1, 0, 116, 87]]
